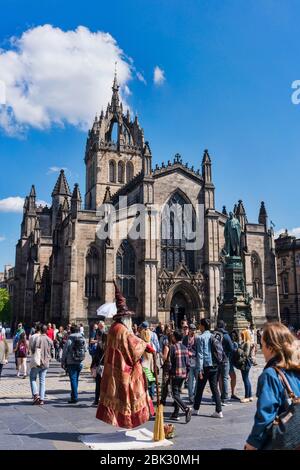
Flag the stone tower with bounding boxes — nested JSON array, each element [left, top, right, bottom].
[[84, 72, 152, 210]]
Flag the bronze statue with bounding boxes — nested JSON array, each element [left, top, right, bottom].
[[224, 212, 242, 257]]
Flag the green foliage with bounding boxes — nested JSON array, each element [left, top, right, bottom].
[[0, 288, 11, 323]]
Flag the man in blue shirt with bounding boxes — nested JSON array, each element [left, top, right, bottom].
[[193, 318, 223, 418]]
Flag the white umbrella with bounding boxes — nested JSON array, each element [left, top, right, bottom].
[[96, 302, 117, 318]]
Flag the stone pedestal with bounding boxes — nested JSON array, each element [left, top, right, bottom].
[[218, 256, 252, 332]]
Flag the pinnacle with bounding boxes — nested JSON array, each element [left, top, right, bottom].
[[52, 169, 71, 197]]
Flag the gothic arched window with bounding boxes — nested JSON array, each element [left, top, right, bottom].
[[109, 160, 116, 183], [251, 252, 262, 299], [85, 246, 99, 299], [116, 240, 136, 310], [126, 161, 134, 182], [118, 161, 125, 183], [161, 192, 196, 273]]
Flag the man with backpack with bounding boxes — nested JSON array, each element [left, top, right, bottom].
[[61, 324, 86, 404], [215, 320, 234, 405], [193, 318, 223, 418]]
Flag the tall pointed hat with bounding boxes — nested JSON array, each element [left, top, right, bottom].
[[113, 280, 131, 318]]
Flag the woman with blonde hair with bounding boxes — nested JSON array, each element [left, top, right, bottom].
[[245, 322, 300, 450], [239, 328, 253, 403], [140, 328, 156, 399]]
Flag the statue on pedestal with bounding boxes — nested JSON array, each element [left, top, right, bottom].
[[224, 212, 242, 257]]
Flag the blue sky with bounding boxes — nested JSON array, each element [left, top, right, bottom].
[[0, 0, 300, 268]]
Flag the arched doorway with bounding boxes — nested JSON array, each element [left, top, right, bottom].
[[166, 281, 201, 328], [170, 292, 189, 327]]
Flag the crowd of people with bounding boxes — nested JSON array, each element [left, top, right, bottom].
[[0, 307, 300, 450], [0, 317, 261, 410]]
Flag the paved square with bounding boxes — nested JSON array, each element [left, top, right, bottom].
[[0, 344, 263, 450]]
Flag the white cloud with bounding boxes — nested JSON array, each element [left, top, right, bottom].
[[37, 200, 49, 207], [275, 227, 300, 239], [124, 85, 132, 96], [0, 197, 24, 212], [0, 79, 6, 104], [137, 71, 147, 85], [47, 166, 67, 174], [0, 25, 132, 135], [0, 236, 5, 242], [153, 66, 166, 86], [0, 196, 48, 213]]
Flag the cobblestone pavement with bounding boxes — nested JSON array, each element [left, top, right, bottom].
[[0, 341, 264, 450]]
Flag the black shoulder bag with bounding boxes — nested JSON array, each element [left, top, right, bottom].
[[265, 367, 300, 450]]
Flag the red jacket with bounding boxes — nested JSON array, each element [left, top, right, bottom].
[[46, 328, 54, 341]]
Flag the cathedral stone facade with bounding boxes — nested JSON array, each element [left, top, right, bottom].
[[12, 75, 280, 329]]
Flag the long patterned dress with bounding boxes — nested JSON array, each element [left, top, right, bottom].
[[96, 321, 154, 428]]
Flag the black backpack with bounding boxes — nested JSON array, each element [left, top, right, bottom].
[[232, 346, 248, 370], [263, 367, 300, 450], [210, 331, 225, 365], [71, 335, 86, 362]]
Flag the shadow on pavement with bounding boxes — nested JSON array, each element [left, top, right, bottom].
[[13, 431, 91, 443]]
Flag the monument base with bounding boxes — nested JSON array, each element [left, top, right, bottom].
[[218, 301, 252, 333], [217, 256, 253, 332]]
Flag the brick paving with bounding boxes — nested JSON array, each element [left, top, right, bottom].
[[0, 341, 264, 450]]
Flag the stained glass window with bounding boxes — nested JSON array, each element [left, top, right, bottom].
[[161, 192, 196, 272], [116, 240, 136, 309]]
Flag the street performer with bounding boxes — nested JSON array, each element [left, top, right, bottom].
[[96, 281, 155, 428]]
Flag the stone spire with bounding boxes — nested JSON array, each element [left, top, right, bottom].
[[235, 200, 248, 231], [142, 141, 152, 175], [202, 149, 212, 182], [71, 183, 82, 218], [201, 149, 215, 209], [71, 183, 82, 202], [52, 170, 71, 197], [29, 185, 36, 198], [111, 64, 120, 113], [28, 185, 36, 212], [51, 170, 71, 233], [258, 201, 268, 230]]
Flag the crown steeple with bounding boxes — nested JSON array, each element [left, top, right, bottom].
[[84, 71, 147, 210]]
